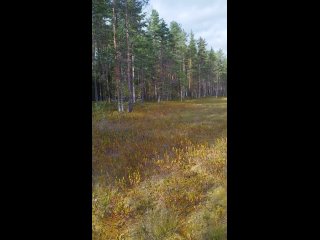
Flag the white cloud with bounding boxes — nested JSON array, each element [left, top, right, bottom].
[[146, 0, 227, 54]]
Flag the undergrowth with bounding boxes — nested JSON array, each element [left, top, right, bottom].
[[92, 97, 227, 240]]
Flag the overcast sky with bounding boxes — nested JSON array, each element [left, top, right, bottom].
[[144, 0, 227, 54]]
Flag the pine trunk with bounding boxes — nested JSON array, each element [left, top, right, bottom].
[[132, 55, 136, 103], [216, 72, 219, 98], [93, 41, 98, 102], [126, 0, 133, 112], [198, 63, 201, 98], [112, 0, 122, 111]]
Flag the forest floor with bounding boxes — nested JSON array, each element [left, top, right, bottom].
[[92, 97, 227, 240]]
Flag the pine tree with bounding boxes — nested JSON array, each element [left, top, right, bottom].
[[92, 1, 227, 109]]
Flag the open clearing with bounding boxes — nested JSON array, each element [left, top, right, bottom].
[[92, 97, 227, 240]]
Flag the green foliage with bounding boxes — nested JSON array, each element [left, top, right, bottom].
[[92, 1, 226, 104]]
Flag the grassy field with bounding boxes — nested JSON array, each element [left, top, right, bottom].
[[92, 97, 227, 240]]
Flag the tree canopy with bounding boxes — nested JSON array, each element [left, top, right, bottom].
[[92, 0, 227, 111]]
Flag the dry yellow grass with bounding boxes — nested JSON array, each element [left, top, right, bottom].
[[92, 97, 227, 240]]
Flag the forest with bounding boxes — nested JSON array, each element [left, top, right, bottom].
[[92, 0, 227, 111]]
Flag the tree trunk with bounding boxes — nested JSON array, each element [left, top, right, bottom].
[[106, 63, 111, 103], [125, 0, 133, 112], [99, 81, 103, 101], [216, 72, 219, 98], [93, 41, 98, 102], [188, 59, 192, 97], [158, 47, 163, 103], [180, 60, 183, 101], [112, 0, 122, 111], [141, 68, 144, 102], [94, 76, 98, 102], [120, 63, 125, 111], [198, 63, 201, 98], [132, 55, 136, 103]]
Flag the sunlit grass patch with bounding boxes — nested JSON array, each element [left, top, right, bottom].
[[92, 97, 227, 239]]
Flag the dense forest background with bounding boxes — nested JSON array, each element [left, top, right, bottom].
[[92, 0, 227, 112]]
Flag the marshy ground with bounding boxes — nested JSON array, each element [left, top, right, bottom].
[[92, 97, 227, 240]]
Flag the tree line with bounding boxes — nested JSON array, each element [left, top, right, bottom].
[[92, 0, 227, 112]]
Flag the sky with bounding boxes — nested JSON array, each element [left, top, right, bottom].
[[145, 0, 227, 55]]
